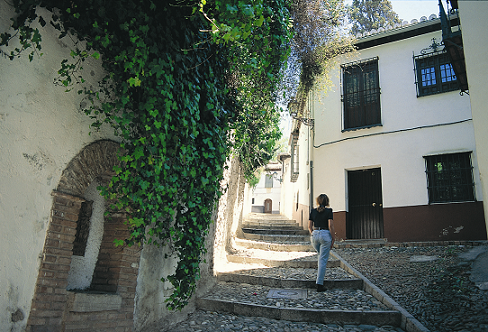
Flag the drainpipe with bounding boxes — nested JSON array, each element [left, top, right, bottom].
[[309, 91, 315, 213]]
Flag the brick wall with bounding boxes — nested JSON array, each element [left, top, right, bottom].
[[26, 140, 142, 332], [27, 191, 81, 332]]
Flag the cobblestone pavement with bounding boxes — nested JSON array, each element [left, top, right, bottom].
[[227, 266, 357, 280], [334, 244, 488, 332], [205, 281, 387, 311], [170, 310, 404, 332], [168, 267, 403, 332]]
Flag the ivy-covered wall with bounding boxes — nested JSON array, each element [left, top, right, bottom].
[[0, 0, 289, 331]]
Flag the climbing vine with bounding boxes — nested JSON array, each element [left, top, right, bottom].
[[1, 0, 292, 309]]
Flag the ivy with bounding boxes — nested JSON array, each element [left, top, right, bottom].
[[1, 0, 293, 310]]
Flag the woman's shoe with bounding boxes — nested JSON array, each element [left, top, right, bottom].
[[316, 284, 325, 292]]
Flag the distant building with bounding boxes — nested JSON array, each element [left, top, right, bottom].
[[281, 2, 487, 243], [250, 162, 282, 214]]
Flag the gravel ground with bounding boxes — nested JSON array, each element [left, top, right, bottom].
[[226, 266, 357, 280], [170, 310, 404, 332], [334, 245, 488, 332], [204, 281, 387, 311]]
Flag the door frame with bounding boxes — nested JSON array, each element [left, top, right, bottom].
[[346, 167, 384, 239]]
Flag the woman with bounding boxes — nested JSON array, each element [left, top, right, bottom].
[[308, 193, 335, 292]]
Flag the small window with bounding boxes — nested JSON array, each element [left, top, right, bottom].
[[425, 152, 475, 204], [414, 51, 459, 97], [265, 174, 273, 188], [341, 57, 381, 130]]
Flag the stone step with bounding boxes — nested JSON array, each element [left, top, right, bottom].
[[244, 213, 297, 222], [242, 228, 309, 235], [242, 233, 311, 243], [196, 282, 401, 326], [234, 238, 314, 252], [241, 221, 301, 229], [217, 267, 363, 290], [227, 248, 340, 269], [227, 254, 340, 268]]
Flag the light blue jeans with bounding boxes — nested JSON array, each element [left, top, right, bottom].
[[311, 230, 332, 285]]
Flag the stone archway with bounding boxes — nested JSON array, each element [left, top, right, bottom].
[[26, 140, 141, 332]]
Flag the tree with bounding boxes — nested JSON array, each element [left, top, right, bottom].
[[281, 0, 355, 112], [347, 0, 401, 35]]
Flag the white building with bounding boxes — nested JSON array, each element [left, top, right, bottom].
[[282, 3, 487, 243], [250, 162, 282, 214], [456, 0, 488, 239]]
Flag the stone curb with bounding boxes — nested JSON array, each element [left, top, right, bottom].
[[334, 240, 488, 249], [196, 298, 402, 326], [331, 251, 430, 332], [216, 272, 363, 290], [234, 238, 315, 252], [226, 255, 341, 268]]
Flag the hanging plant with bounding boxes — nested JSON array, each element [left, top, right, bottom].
[[1, 0, 293, 309]]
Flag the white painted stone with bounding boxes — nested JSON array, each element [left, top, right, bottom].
[[409, 256, 438, 262], [66, 180, 105, 290]]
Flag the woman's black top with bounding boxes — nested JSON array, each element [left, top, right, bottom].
[[309, 207, 333, 229]]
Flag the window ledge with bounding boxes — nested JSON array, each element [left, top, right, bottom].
[[342, 123, 382, 133]]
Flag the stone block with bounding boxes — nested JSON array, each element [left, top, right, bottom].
[[70, 292, 123, 312]]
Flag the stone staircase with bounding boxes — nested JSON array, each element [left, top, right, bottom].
[[196, 213, 428, 332]]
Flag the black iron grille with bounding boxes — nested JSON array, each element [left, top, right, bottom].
[[425, 152, 475, 203], [342, 57, 381, 130]]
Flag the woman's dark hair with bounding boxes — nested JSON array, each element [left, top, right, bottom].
[[316, 194, 329, 212]]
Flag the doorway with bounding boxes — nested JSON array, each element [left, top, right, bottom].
[[264, 199, 272, 213], [347, 168, 384, 239]]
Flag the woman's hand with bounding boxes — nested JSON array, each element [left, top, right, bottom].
[[328, 219, 335, 249]]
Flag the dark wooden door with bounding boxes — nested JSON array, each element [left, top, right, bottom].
[[347, 168, 384, 239], [264, 199, 272, 213]]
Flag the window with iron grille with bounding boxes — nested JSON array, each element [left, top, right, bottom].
[[341, 57, 381, 130], [424, 152, 475, 204], [414, 51, 459, 97], [290, 132, 299, 182]]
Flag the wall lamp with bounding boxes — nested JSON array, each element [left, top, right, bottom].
[[288, 99, 314, 127]]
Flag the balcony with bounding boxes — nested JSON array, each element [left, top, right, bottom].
[[439, 0, 468, 93]]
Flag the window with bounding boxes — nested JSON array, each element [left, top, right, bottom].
[[290, 132, 299, 182], [342, 57, 381, 130], [414, 51, 459, 97], [425, 152, 475, 204], [265, 174, 273, 188]]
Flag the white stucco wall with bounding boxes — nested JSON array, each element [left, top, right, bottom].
[[458, 1, 488, 238], [279, 157, 293, 219], [280, 123, 312, 226], [1, 4, 247, 331], [0, 4, 115, 330], [310, 27, 481, 212]]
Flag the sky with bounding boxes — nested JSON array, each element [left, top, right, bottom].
[[389, 0, 441, 22]]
